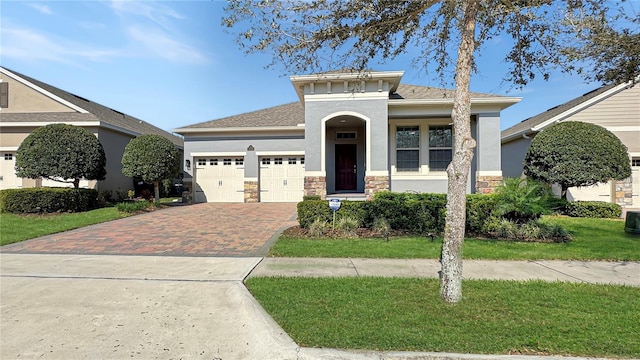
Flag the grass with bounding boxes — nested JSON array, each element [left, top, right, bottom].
[[269, 216, 640, 260], [0, 197, 184, 247], [246, 277, 640, 358], [0, 207, 129, 246]]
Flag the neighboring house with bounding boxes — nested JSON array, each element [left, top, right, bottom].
[[175, 70, 520, 203], [501, 81, 640, 208], [0, 67, 183, 193]]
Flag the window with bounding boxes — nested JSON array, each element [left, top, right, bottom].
[[209, 159, 218, 166], [300, 157, 305, 165], [288, 157, 297, 164], [235, 158, 244, 166], [396, 126, 419, 171], [0, 82, 8, 108], [223, 158, 232, 165], [336, 132, 357, 140], [261, 158, 271, 165], [274, 157, 283, 165], [632, 158, 640, 167], [429, 125, 452, 171], [197, 158, 206, 166], [3, 153, 13, 160]]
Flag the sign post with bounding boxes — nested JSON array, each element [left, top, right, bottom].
[[329, 198, 341, 230]]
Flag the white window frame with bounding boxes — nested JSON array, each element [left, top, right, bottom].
[[395, 125, 420, 172], [427, 124, 453, 172]]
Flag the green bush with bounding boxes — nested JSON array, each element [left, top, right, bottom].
[[564, 201, 622, 218], [296, 200, 368, 228], [466, 194, 499, 235], [308, 218, 330, 237], [486, 219, 571, 243], [115, 200, 152, 213], [294, 191, 569, 242], [366, 192, 446, 234], [335, 216, 359, 238], [493, 178, 558, 223], [0, 187, 99, 213]]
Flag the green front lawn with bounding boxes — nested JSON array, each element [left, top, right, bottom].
[[0, 207, 127, 246], [246, 277, 640, 358], [269, 216, 640, 260]]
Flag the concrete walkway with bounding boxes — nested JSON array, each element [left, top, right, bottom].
[[250, 257, 640, 287], [2, 253, 637, 360]]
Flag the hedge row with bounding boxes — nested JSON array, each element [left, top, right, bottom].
[[564, 201, 621, 218], [0, 188, 99, 213], [297, 192, 499, 235]]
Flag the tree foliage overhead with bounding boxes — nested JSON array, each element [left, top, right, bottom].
[[523, 121, 631, 199], [224, 0, 638, 87], [121, 134, 180, 202], [15, 123, 107, 188]]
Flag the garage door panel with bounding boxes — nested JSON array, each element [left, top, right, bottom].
[[567, 181, 612, 202], [195, 158, 244, 203], [0, 153, 21, 190], [260, 156, 304, 202]]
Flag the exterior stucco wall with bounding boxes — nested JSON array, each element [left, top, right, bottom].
[[391, 178, 449, 193], [0, 73, 74, 113], [475, 113, 502, 172], [96, 127, 136, 192], [501, 137, 532, 179], [0, 127, 30, 148], [304, 98, 389, 174]]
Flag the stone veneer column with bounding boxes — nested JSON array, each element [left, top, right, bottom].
[[304, 176, 326, 199], [364, 176, 389, 200], [614, 178, 633, 208], [476, 175, 503, 194], [244, 181, 259, 203]]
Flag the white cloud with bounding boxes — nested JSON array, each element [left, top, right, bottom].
[[1, 24, 120, 65], [26, 3, 53, 15], [110, 0, 184, 30], [126, 26, 209, 65]]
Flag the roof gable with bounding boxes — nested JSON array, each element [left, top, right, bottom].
[[501, 81, 635, 142], [0, 67, 183, 147]]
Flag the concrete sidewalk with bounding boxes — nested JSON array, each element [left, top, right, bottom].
[[250, 257, 640, 287], [2, 254, 638, 360]]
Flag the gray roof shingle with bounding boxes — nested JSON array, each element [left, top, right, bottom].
[[179, 84, 501, 131], [501, 83, 617, 140], [392, 84, 497, 100], [180, 102, 304, 129], [1, 68, 183, 147]]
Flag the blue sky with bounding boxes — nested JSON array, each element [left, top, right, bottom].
[[1, 1, 616, 133]]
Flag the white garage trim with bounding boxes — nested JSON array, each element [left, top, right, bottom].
[[255, 151, 304, 156], [191, 152, 245, 157]]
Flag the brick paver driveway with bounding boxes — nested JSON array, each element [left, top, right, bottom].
[[1, 203, 298, 257]]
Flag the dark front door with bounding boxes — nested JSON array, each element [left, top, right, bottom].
[[335, 144, 357, 191]]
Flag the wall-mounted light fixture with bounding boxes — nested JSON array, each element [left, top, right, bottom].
[[185, 159, 191, 169]]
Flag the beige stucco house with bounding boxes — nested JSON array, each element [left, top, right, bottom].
[[501, 80, 640, 208], [0, 67, 183, 193]]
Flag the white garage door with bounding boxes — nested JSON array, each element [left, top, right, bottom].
[[260, 156, 304, 202], [632, 158, 640, 207], [567, 181, 612, 202], [0, 152, 21, 190], [194, 157, 244, 203]]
